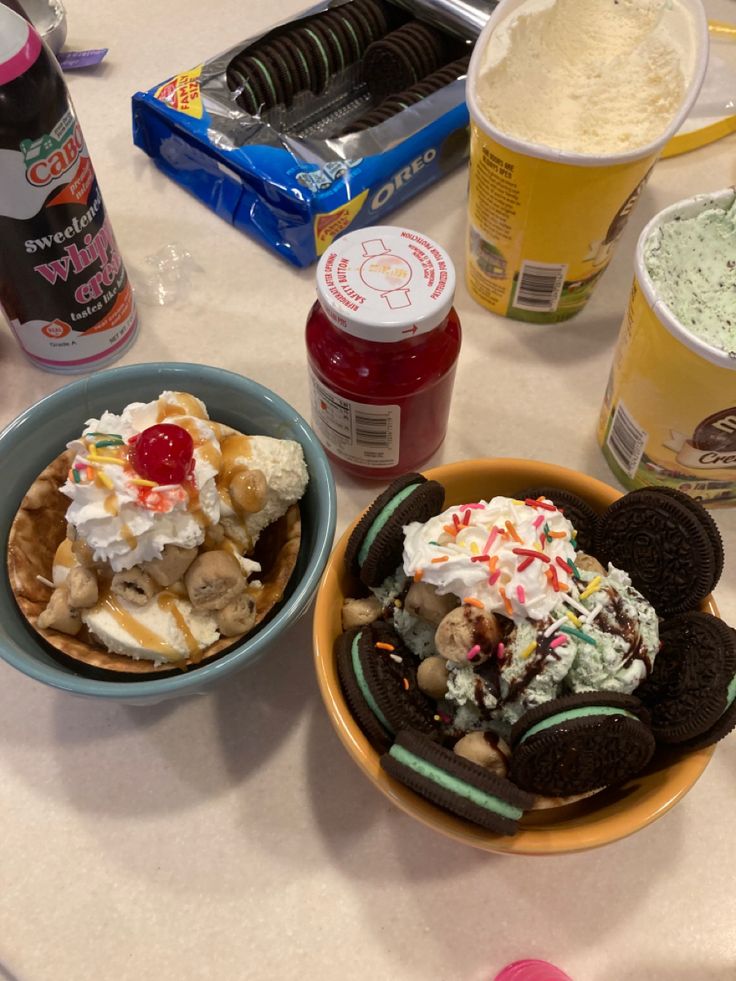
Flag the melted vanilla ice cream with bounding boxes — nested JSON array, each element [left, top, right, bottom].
[[476, 0, 694, 154]]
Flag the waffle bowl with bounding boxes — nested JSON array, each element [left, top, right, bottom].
[[7, 448, 302, 680]]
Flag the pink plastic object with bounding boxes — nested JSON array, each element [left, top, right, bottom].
[[493, 960, 573, 981]]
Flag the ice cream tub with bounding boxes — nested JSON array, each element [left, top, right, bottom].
[[598, 188, 736, 507], [465, 0, 709, 323]]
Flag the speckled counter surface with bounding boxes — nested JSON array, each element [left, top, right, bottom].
[[1, 2, 735, 978]]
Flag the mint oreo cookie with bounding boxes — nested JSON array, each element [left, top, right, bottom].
[[680, 628, 736, 751], [381, 729, 534, 834], [636, 612, 736, 745], [336, 623, 437, 752], [595, 488, 719, 615], [509, 693, 655, 796], [345, 472, 444, 587]]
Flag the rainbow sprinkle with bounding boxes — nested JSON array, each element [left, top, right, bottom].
[[549, 635, 568, 649], [579, 576, 602, 600], [466, 645, 481, 661], [560, 625, 596, 645], [521, 641, 537, 660], [516, 585, 526, 604], [464, 597, 484, 609], [375, 642, 395, 652]]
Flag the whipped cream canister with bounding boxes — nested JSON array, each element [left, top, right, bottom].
[[0, 8, 138, 372]]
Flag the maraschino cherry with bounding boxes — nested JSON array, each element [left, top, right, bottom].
[[130, 424, 194, 484]]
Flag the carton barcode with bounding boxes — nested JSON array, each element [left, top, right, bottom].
[[513, 260, 567, 312], [607, 401, 648, 478]]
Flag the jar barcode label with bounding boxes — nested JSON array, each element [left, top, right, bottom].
[[513, 260, 567, 312], [308, 371, 400, 467], [606, 400, 648, 478]]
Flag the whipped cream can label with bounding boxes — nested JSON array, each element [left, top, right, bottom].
[[0, 13, 138, 373], [308, 370, 400, 468], [466, 124, 657, 323], [598, 278, 736, 506]]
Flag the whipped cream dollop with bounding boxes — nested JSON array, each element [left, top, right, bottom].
[[402, 497, 578, 622], [62, 392, 221, 572]]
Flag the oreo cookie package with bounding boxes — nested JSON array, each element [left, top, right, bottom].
[[132, 0, 474, 267]]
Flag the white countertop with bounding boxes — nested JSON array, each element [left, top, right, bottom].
[[1, 2, 735, 979]]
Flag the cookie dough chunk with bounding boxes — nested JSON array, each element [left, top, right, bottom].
[[435, 606, 503, 664], [111, 568, 156, 607], [405, 581, 459, 626], [143, 545, 198, 587], [37, 587, 82, 636], [185, 550, 246, 611], [67, 566, 99, 609]]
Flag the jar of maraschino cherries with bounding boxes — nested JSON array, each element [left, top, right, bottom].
[[306, 226, 462, 479]]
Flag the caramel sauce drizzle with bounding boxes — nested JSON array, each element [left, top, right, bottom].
[[104, 493, 119, 516], [157, 592, 201, 660], [95, 587, 182, 661], [53, 538, 75, 569], [155, 392, 207, 421], [120, 524, 138, 550]]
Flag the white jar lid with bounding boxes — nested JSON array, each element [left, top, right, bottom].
[[315, 226, 456, 343]]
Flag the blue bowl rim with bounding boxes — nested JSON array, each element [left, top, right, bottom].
[[0, 362, 337, 698]]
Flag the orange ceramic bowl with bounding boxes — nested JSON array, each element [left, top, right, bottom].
[[313, 459, 717, 855]]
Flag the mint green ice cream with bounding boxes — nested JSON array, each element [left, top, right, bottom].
[[644, 193, 736, 354]]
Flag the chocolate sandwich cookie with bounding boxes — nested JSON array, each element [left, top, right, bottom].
[[362, 21, 448, 103], [343, 55, 471, 135], [286, 31, 319, 94], [225, 62, 260, 114], [338, 2, 375, 51], [381, 729, 535, 834], [326, 7, 364, 62], [401, 21, 447, 78], [509, 693, 655, 797], [636, 612, 736, 745], [352, 0, 391, 41], [336, 622, 436, 752], [319, 12, 352, 73], [631, 486, 724, 588], [240, 53, 286, 110], [679, 627, 736, 751], [259, 42, 298, 104], [595, 488, 720, 615], [344, 472, 445, 587], [516, 486, 599, 554], [269, 35, 312, 94], [294, 23, 333, 92]]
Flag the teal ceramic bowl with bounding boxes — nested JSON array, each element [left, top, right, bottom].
[[0, 363, 336, 702]]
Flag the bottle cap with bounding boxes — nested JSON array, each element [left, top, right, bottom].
[[493, 960, 573, 981], [0, 8, 40, 85], [315, 226, 456, 343]]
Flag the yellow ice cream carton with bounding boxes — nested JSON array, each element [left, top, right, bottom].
[[465, 0, 708, 323], [598, 189, 736, 507]]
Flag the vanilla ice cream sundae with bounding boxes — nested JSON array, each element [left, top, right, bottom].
[[10, 391, 308, 671]]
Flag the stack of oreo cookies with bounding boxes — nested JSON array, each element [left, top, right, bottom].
[[333, 475, 736, 835], [361, 19, 454, 103], [226, 0, 396, 114], [343, 55, 470, 135]]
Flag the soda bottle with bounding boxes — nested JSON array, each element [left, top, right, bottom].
[[0, 6, 138, 372]]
